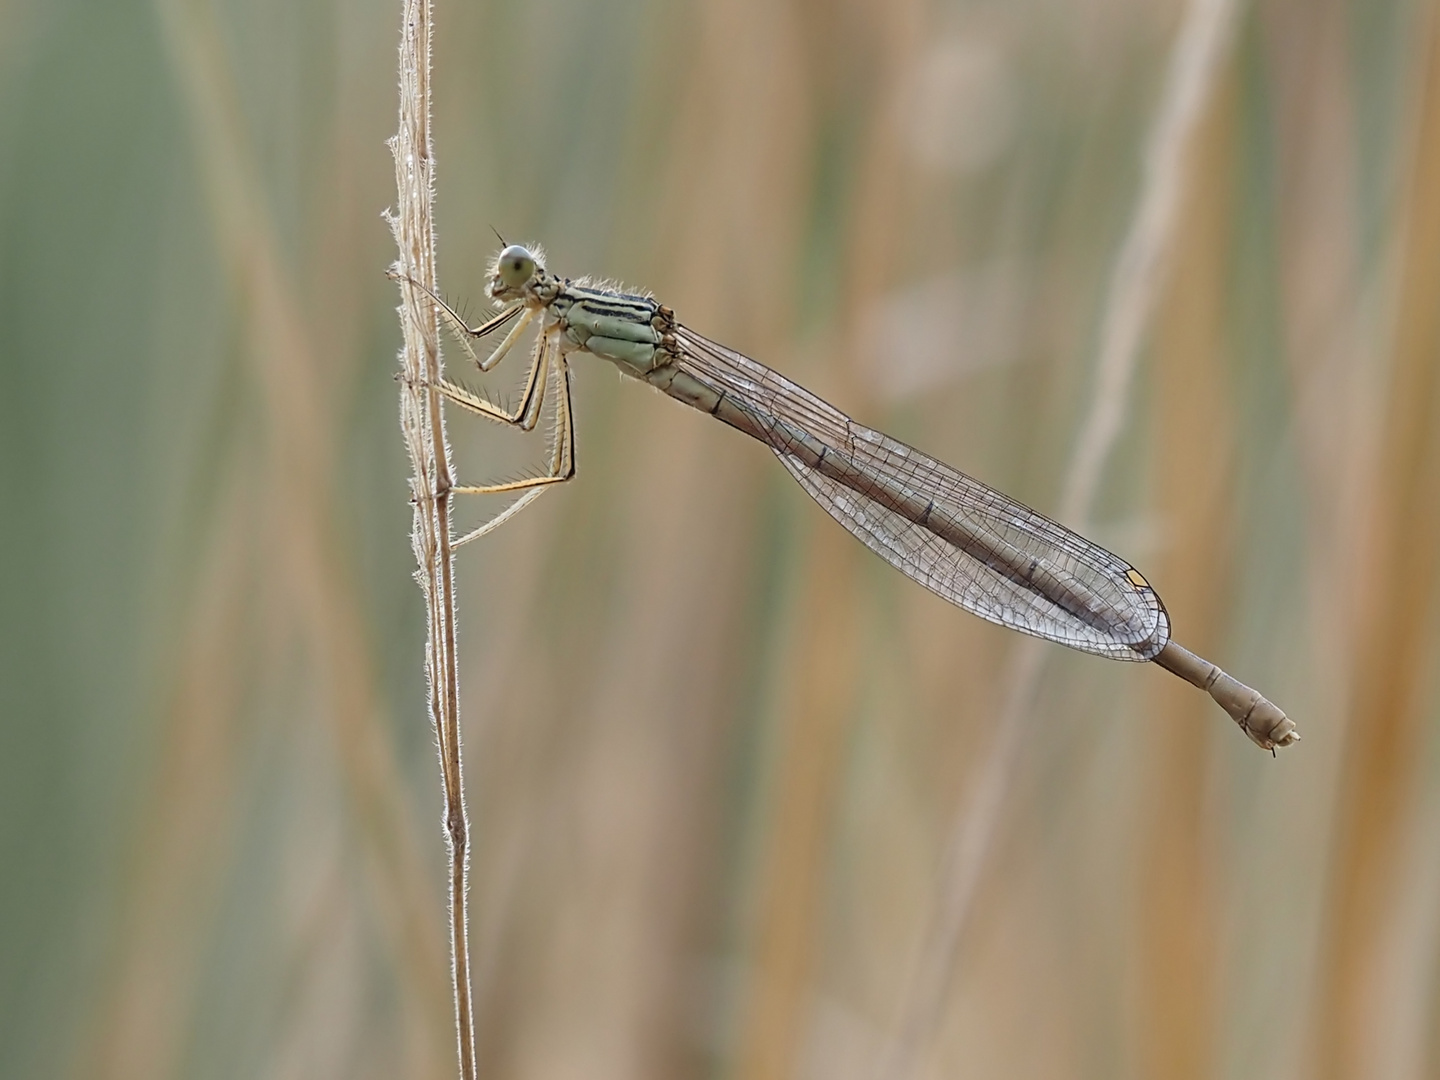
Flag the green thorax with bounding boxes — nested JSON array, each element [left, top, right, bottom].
[[549, 283, 670, 377]]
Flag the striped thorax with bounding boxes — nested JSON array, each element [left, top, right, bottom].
[[486, 243, 678, 379]]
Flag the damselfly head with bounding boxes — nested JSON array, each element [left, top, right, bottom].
[[488, 244, 540, 299]]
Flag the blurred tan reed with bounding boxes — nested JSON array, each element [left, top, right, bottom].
[[1311, 5, 1440, 1077], [1135, 49, 1241, 1080], [73, 0, 452, 1076], [872, 1, 1244, 1076]]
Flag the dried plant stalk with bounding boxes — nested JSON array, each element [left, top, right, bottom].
[[386, 1, 478, 1077]]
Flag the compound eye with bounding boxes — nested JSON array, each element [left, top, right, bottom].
[[496, 245, 536, 289]]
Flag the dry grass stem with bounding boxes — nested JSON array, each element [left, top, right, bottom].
[[387, 1, 478, 1077]]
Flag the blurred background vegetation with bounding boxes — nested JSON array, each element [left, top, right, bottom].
[[2, 0, 1439, 1077]]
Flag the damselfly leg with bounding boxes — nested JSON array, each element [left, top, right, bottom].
[[446, 334, 577, 546], [446, 332, 575, 495], [432, 320, 549, 432], [394, 271, 579, 543], [436, 324, 576, 544]]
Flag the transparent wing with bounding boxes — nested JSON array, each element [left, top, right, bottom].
[[674, 326, 1169, 660]]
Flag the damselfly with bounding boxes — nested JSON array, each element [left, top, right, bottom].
[[396, 245, 1298, 752]]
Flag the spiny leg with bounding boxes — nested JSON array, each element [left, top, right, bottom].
[[391, 269, 534, 372], [450, 342, 576, 547], [452, 343, 574, 498], [449, 301, 534, 373], [434, 318, 551, 432]]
